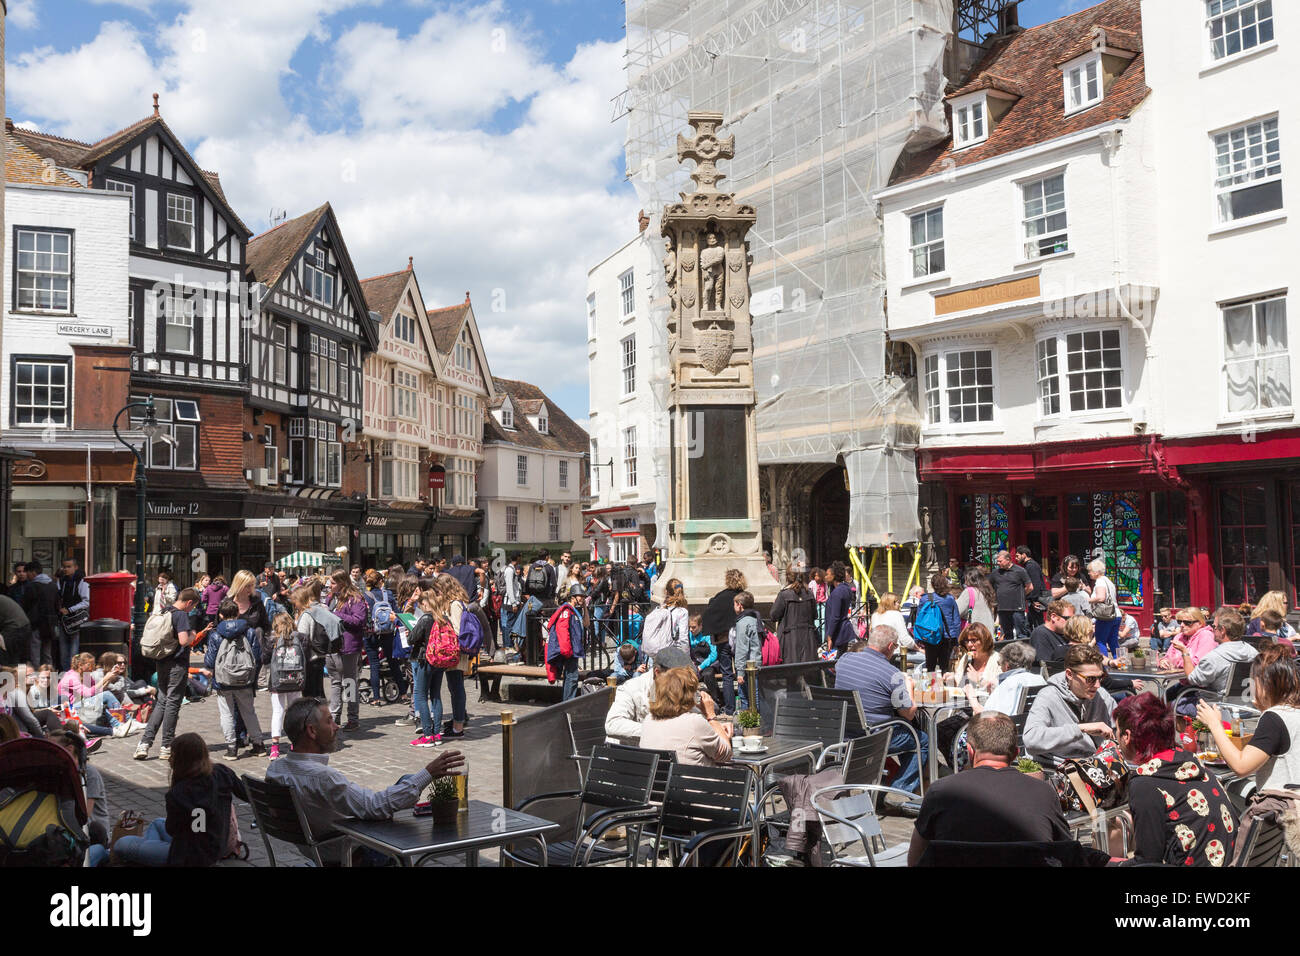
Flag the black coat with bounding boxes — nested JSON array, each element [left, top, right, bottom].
[[771, 586, 818, 663], [700, 588, 741, 642]]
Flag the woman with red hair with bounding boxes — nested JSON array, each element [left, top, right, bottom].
[[1115, 693, 1237, 866]]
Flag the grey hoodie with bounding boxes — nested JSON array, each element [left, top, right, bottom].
[[1023, 670, 1115, 764]]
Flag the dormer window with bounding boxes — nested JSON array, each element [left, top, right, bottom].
[[537, 408, 548, 435], [502, 402, 514, 429], [1062, 53, 1103, 115], [953, 95, 988, 149]]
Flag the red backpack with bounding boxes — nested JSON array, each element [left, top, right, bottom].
[[425, 618, 461, 669]]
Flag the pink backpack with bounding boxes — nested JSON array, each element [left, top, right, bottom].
[[761, 629, 781, 666]]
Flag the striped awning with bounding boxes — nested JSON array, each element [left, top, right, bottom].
[[275, 551, 344, 570]]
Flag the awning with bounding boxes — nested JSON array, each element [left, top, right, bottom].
[[275, 550, 344, 570]]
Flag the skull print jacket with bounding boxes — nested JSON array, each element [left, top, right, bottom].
[[1130, 749, 1238, 867]]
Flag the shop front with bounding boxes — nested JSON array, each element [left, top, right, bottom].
[[11, 447, 134, 574], [117, 488, 363, 583], [582, 505, 655, 564], [359, 505, 435, 570], [431, 512, 482, 560], [925, 431, 1300, 629]]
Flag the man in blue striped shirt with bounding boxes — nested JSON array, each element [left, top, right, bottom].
[[835, 625, 928, 794]]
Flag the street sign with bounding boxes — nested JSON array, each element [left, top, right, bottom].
[[428, 463, 446, 490], [244, 517, 300, 530]]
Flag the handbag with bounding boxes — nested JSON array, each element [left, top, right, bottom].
[[1092, 580, 1118, 620], [111, 810, 148, 846], [61, 607, 89, 637], [1054, 742, 1130, 816]]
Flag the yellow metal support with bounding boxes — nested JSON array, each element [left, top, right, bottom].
[[902, 546, 923, 598], [887, 545, 894, 594], [848, 547, 879, 600]]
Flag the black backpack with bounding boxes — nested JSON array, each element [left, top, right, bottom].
[[525, 562, 549, 597]]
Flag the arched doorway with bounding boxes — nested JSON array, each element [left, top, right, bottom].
[[810, 465, 850, 568]]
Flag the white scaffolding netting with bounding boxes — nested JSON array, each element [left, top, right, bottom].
[[624, 0, 953, 549]]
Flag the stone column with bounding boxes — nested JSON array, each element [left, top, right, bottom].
[[653, 112, 776, 606]]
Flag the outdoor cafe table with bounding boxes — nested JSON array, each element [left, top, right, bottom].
[[335, 800, 560, 867], [1113, 664, 1185, 697], [916, 696, 969, 784]]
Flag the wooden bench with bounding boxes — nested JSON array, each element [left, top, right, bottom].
[[476, 664, 547, 679]]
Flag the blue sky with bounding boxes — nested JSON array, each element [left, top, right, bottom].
[[6, 0, 1097, 425]]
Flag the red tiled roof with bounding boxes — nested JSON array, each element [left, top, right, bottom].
[[7, 125, 92, 167], [950, 71, 1024, 99], [484, 377, 587, 454], [426, 298, 470, 355], [247, 204, 330, 288], [5, 130, 83, 186], [359, 265, 413, 320], [892, 0, 1148, 186], [1054, 24, 1142, 65]]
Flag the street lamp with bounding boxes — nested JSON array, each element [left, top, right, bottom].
[[113, 396, 168, 670]]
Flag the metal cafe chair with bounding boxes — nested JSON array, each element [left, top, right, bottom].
[[565, 710, 611, 786], [810, 782, 916, 867], [651, 763, 754, 867], [503, 745, 660, 867], [243, 774, 346, 868]]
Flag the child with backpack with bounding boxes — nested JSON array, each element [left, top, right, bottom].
[[363, 570, 407, 708], [544, 583, 587, 701], [261, 612, 306, 760], [202, 599, 265, 761], [427, 576, 474, 739], [731, 591, 764, 711]]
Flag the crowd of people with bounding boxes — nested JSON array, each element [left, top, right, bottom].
[[5, 539, 1300, 869]]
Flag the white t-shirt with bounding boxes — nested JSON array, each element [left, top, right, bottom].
[[870, 610, 914, 649]]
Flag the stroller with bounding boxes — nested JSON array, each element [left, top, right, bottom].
[[0, 738, 89, 867], [358, 636, 410, 706]]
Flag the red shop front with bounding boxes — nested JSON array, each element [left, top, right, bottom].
[[923, 430, 1300, 630]]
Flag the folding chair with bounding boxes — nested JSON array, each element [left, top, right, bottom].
[[651, 763, 753, 867]]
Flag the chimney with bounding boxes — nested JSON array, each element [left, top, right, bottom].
[[465, 291, 471, 303], [995, 3, 1022, 39], [152, 92, 160, 117], [637, 209, 650, 233], [408, 256, 413, 271]]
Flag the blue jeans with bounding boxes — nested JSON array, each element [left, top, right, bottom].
[[592, 606, 607, 644], [430, 667, 467, 729], [1150, 634, 1172, 654], [411, 657, 434, 737], [57, 624, 79, 673], [113, 818, 171, 866], [500, 605, 522, 647], [558, 656, 580, 701], [887, 724, 928, 796], [79, 691, 123, 737], [1095, 617, 1121, 657], [365, 632, 407, 698]]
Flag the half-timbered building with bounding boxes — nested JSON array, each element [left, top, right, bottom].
[[425, 293, 495, 557], [355, 259, 441, 565], [10, 101, 253, 577], [242, 203, 377, 568]]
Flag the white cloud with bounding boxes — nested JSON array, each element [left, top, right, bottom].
[[8, 1, 637, 416], [7, 0, 40, 28]]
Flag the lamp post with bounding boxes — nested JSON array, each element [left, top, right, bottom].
[[112, 396, 166, 668]]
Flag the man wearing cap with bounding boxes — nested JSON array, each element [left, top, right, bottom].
[[604, 646, 693, 744]]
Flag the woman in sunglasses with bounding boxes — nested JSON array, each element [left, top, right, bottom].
[[1160, 607, 1216, 671]]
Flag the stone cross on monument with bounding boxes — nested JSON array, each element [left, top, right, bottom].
[[652, 111, 777, 608]]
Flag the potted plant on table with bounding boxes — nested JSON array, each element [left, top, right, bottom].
[[1190, 719, 1213, 753], [1016, 757, 1044, 781], [736, 709, 761, 739], [428, 776, 460, 825]]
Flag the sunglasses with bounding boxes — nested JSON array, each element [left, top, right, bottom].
[[1178, 619, 1196, 626], [1069, 672, 1104, 685]]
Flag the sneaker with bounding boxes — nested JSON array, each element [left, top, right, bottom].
[[268, 743, 281, 760], [112, 722, 130, 738], [441, 723, 465, 739], [410, 735, 435, 748], [341, 722, 360, 732], [223, 744, 239, 761], [133, 742, 149, 760], [394, 714, 418, 727], [126, 719, 146, 736], [248, 742, 266, 757], [84, 737, 103, 755], [159, 746, 171, 761], [432, 734, 443, 746]]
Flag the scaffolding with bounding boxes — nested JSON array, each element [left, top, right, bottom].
[[622, 0, 958, 549]]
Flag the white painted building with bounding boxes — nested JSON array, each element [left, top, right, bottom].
[[583, 226, 663, 563], [480, 377, 588, 555], [878, 0, 1300, 625], [1, 133, 134, 572]]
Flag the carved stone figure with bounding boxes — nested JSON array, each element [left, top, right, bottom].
[[663, 237, 678, 312], [700, 230, 725, 312]]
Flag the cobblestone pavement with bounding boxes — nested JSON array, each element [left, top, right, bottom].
[[92, 679, 546, 866]]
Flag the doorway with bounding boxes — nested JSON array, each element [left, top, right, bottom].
[[810, 466, 850, 568], [1021, 525, 1061, 582]]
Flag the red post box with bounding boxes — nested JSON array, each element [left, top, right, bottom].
[[87, 572, 137, 625]]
